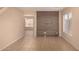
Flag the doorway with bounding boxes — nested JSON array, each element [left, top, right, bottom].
[[24, 16, 34, 37]]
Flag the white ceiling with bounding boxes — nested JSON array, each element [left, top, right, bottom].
[[18, 7, 64, 11]]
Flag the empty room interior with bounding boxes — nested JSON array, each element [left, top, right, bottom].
[[0, 7, 79, 51]]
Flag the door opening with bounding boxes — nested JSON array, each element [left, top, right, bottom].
[[24, 16, 34, 37]]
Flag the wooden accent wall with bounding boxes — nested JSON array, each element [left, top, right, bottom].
[[37, 11, 59, 36]]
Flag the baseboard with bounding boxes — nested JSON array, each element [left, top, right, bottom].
[[62, 34, 79, 51], [0, 35, 24, 51], [59, 33, 62, 37]]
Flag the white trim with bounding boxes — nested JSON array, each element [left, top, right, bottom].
[[34, 12, 37, 37], [59, 11, 62, 36], [0, 35, 24, 51], [62, 33, 78, 50], [24, 15, 35, 17]]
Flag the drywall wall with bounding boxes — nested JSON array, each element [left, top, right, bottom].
[[71, 8, 79, 50], [0, 8, 25, 50], [61, 7, 79, 50]]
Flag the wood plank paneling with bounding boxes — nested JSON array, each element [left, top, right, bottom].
[[37, 11, 59, 36]]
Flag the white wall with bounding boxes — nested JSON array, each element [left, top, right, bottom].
[[0, 8, 25, 50], [61, 8, 79, 50], [71, 8, 79, 50]]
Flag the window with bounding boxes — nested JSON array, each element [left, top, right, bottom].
[[63, 13, 72, 36], [25, 17, 33, 27]]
